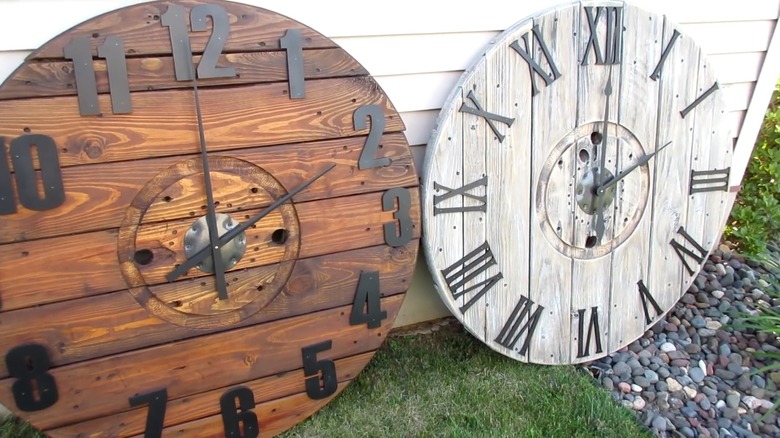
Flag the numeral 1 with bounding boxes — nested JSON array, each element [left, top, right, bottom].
[[637, 280, 662, 325], [383, 188, 413, 247], [5, 344, 59, 411], [509, 24, 562, 96], [350, 271, 387, 328], [433, 176, 488, 215], [581, 6, 624, 65], [650, 30, 681, 81], [280, 29, 305, 99], [0, 135, 65, 215], [494, 296, 544, 355], [220, 387, 259, 438], [129, 388, 168, 438], [459, 90, 515, 142], [301, 340, 338, 400], [670, 226, 708, 275], [441, 241, 503, 313], [680, 83, 719, 118], [690, 168, 730, 194], [576, 307, 604, 358], [354, 105, 390, 169], [64, 36, 131, 115]]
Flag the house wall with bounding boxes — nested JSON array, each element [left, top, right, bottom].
[[1, 0, 778, 326]]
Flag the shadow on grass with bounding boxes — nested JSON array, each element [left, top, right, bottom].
[[0, 321, 650, 437]]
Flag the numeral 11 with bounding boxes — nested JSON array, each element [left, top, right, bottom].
[[64, 36, 131, 116]]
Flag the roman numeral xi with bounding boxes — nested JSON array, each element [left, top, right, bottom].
[[509, 25, 561, 96]]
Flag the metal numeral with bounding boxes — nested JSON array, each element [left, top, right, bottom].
[[301, 340, 338, 400], [354, 105, 390, 169], [220, 386, 259, 438], [441, 241, 503, 313], [576, 307, 604, 358], [6, 344, 59, 411], [494, 296, 544, 355], [637, 280, 662, 325], [670, 226, 708, 275], [0, 135, 65, 215], [280, 29, 305, 98], [581, 6, 623, 65], [64, 36, 131, 115], [129, 388, 168, 438], [433, 176, 488, 215], [509, 24, 561, 96], [650, 30, 681, 81], [382, 188, 413, 247], [690, 168, 730, 194], [681, 83, 719, 118], [459, 90, 515, 142], [350, 271, 387, 329]]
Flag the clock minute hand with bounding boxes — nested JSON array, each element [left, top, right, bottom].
[[166, 163, 336, 282], [596, 141, 672, 196], [593, 70, 614, 243]]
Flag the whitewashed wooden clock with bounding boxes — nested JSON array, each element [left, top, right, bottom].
[[422, 0, 732, 364]]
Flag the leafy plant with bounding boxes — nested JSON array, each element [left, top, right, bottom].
[[725, 81, 780, 256]]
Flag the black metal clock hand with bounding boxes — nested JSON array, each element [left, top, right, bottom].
[[166, 163, 336, 282], [191, 65, 229, 300], [596, 141, 672, 195], [594, 69, 614, 243]]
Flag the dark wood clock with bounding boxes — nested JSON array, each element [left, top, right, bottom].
[[422, 1, 732, 364], [0, 0, 420, 436]]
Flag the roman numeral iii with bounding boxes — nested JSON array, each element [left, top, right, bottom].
[[494, 296, 544, 355], [670, 226, 708, 275], [690, 168, 730, 194], [581, 6, 623, 65], [433, 176, 488, 215], [509, 24, 561, 96], [441, 241, 503, 313]]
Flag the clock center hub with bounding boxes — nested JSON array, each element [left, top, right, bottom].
[[576, 166, 616, 215], [184, 213, 247, 273]]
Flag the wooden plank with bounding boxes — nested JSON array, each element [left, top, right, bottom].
[[0, 76, 404, 168], [0, 295, 404, 431], [48, 354, 368, 437], [0, 189, 421, 310], [0, 48, 367, 100], [27, 0, 336, 60], [0, 133, 415, 243], [139, 384, 348, 438]]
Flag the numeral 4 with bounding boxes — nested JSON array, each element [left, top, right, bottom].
[[441, 241, 503, 313], [350, 271, 387, 329]]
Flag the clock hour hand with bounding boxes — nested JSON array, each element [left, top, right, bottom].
[[166, 163, 336, 282], [596, 141, 672, 196]]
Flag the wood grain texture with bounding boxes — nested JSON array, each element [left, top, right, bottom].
[[0, 295, 403, 431], [0, 48, 367, 100]]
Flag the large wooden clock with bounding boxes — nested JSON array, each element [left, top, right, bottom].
[[0, 0, 420, 436], [422, 1, 732, 364]]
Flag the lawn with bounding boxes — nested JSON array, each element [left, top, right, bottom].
[[1, 320, 650, 437]]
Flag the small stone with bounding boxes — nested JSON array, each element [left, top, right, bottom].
[[683, 386, 697, 399], [714, 369, 736, 380], [699, 328, 717, 337], [632, 396, 646, 410], [602, 377, 614, 391], [634, 376, 650, 388], [725, 393, 740, 409], [720, 272, 735, 287], [652, 415, 668, 431], [742, 395, 762, 410], [631, 384, 642, 393], [715, 400, 726, 410], [715, 264, 727, 276], [769, 372, 780, 385], [723, 407, 740, 420], [719, 344, 731, 356], [736, 375, 752, 392], [656, 381, 669, 392], [717, 418, 732, 429], [681, 294, 697, 305], [706, 320, 722, 330], [627, 358, 642, 370], [660, 342, 676, 352], [712, 290, 725, 299], [667, 377, 683, 393], [612, 362, 631, 376], [689, 367, 705, 383], [644, 369, 659, 384], [691, 316, 707, 329], [680, 426, 696, 438], [681, 406, 697, 418], [699, 398, 712, 410], [658, 367, 671, 379], [618, 382, 631, 393]]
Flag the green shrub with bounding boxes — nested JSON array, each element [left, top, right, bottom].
[[725, 81, 780, 256]]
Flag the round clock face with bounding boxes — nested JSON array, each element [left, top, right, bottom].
[[0, 1, 420, 435], [423, 1, 732, 365]]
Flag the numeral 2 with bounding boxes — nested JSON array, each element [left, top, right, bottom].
[[441, 241, 503, 313], [220, 386, 259, 438], [383, 188, 413, 247], [5, 344, 59, 411], [576, 307, 604, 358], [0, 135, 65, 215], [581, 6, 623, 65], [350, 271, 387, 328], [301, 340, 338, 400], [509, 24, 561, 96], [354, 105, 390, 169], [670, 226, 707, 275], [129, 388, 168, 438], [162, 4, 236, 81], [64, 36, 131, 115], [494, 296, 544, 355]]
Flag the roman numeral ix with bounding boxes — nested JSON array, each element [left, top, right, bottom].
[[582, 6, 624, 65], [441, 241, 503, 313], [690, 168, 730, 194], [494, 296, 544, 355], [670, 226, 708, 275], [433, 176, 488, 215], [459, 91, 515, 143], [637, 280, 662, 325], [576, 306, 604, 358], [509, 24, 562, 96]]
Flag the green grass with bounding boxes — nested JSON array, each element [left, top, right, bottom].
[[1, 323, 649, 438]]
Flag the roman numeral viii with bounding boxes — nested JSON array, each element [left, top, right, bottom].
[[509, 24, 561, 96], [576, 306, 604, 358], [670, 226, 707, 275], [582, 6, 623, 65], [441, 241, 503, 313], [495, 296, 544, 355], [433, 176, 488, 215]]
